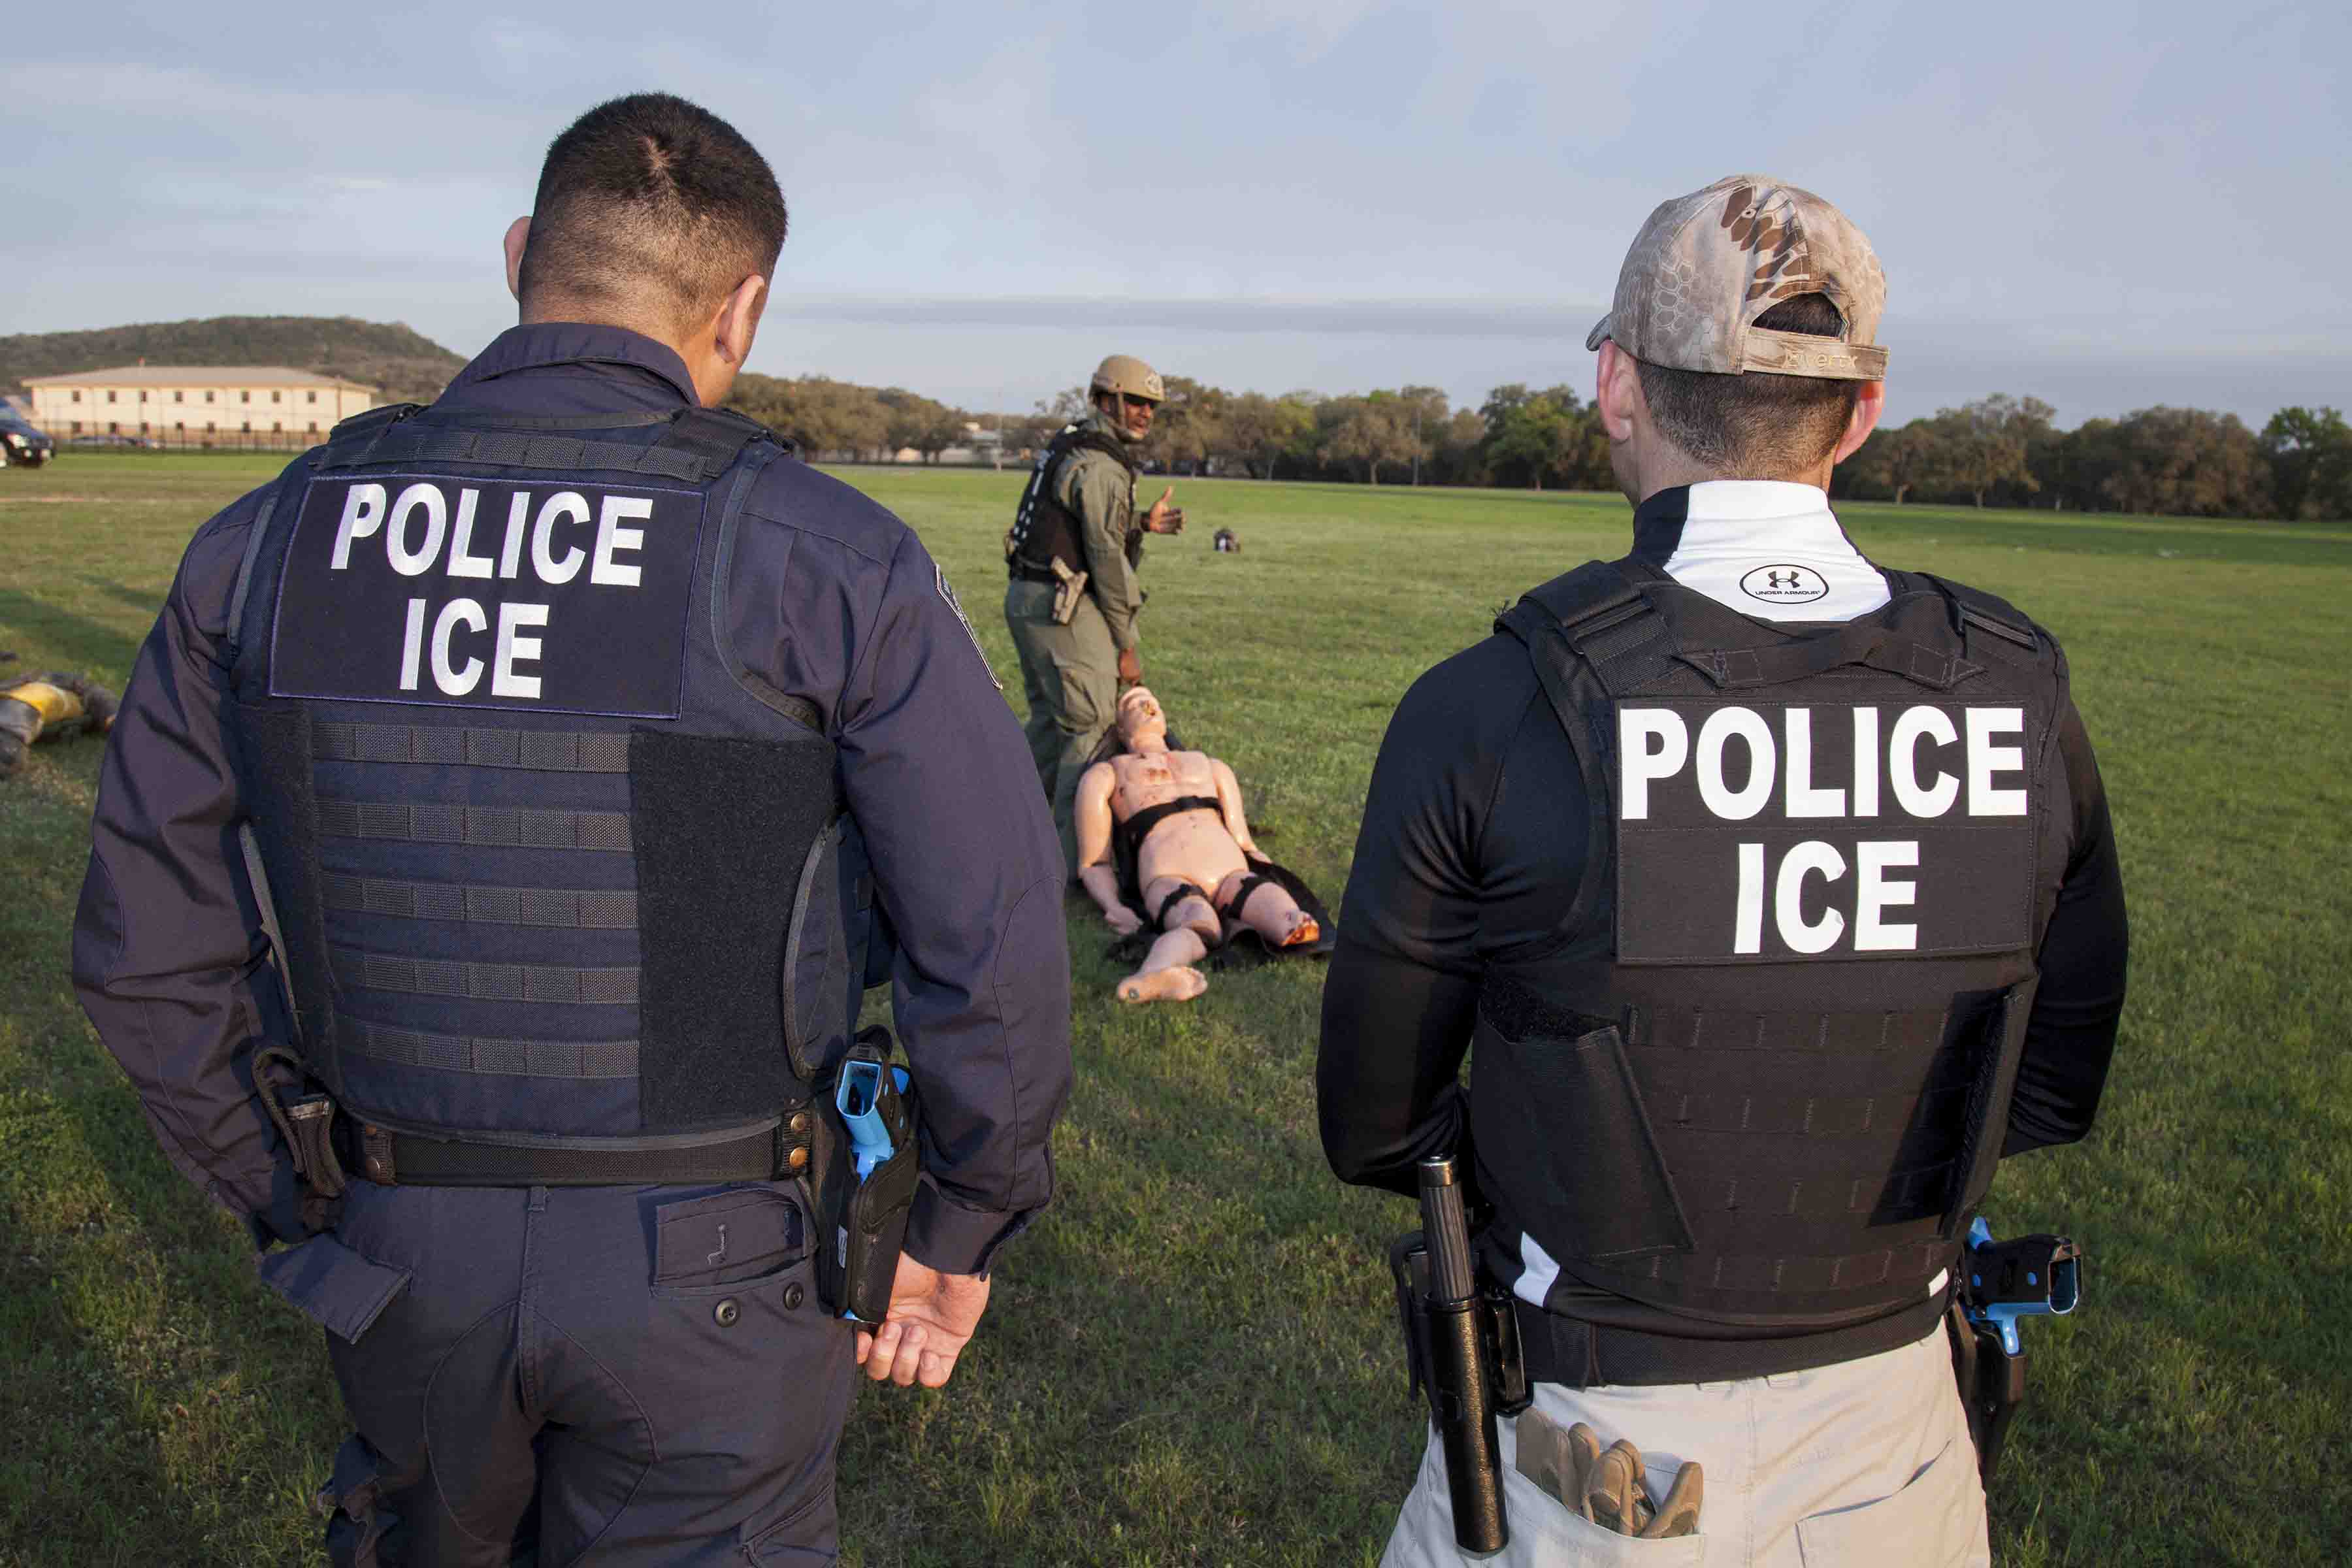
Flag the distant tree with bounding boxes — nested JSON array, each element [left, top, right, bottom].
[[1145, 376, 1230, 473], [1320, 395, 1418, 485], [877, 387, 963, 462], [1923, 395, 2045, 508], [2099, 406, 2271, 517], [2260, 406, 2352, 521], [1225, 391, 1316, 480]]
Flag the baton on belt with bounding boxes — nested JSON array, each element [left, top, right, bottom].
[[1401, 1157, 1509, 1554]]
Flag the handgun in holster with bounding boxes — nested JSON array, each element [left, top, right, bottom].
[[814, 1026, 921, 1325], [1049, 557, 1090, 625], [1948, 1217, 2082, 1486], [1390, 1158, 1529, 1556]]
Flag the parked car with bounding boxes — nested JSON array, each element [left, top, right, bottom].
[[0, 409, 54, 466]]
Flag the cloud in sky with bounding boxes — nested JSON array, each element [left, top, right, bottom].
[[5, 1, 2344, 424]]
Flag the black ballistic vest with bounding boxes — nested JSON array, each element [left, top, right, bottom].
[[1005, 421, 1137, 578], [223, 404, 868, 1147], [1484, 557, 2075, 1348]]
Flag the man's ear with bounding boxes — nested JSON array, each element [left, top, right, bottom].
[[1833, 380, 1887, 466], [1594, 340, 1642, 442], [712, 275, 768, 370], [503, 216, 532, 305]]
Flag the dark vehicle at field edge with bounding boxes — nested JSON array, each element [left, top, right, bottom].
[[1, 410, 54, 466], [62, 433, 159, 450]]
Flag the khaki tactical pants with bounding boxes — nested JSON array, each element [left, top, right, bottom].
[[1380, 1325, 1989, 1567], [1004, 578, 1118, 872]]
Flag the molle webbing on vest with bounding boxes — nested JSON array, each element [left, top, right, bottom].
[[1584, 1233, 1950, 1299], [314, 721, 632, 773], [321, 874, 637, 930], [342, 1017, 639, 1079], [315, 404, 772, 485], [316, 799, 633, 853], [331, 946, 639, 1005]]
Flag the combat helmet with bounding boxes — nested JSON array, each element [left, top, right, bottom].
[[1090, 354, 1164, 404]]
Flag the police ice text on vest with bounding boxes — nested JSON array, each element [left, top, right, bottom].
[[1619, 702, 2030, 957], [330, 480, 653, 700]]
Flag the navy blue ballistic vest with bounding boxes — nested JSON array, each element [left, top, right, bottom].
[[1486, 557, 2075, 1348], [1005, 421, 1137, 578], [223, 404, 868, 1146]]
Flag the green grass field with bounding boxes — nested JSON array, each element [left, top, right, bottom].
[[3, 454, 2348, 1566]]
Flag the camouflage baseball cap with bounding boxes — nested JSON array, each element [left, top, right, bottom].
[[1585, 174, 1888, 381]]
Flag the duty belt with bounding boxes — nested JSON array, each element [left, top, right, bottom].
[[1509, 1291, 1952, 1389], [1009, 557, 1066, 585], [342, 1113, 815, 1188]]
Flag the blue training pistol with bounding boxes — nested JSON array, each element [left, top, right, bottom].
[[1961, 1217, 2082, 1356]]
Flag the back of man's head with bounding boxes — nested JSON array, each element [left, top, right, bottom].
[[519, 93, 787, 337], [1589, 175, 1887, 481]]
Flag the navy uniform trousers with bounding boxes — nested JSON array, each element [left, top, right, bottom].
[[318, 1179, 849, 1566]]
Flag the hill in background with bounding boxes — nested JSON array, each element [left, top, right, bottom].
[[0, 316, 468, 406]]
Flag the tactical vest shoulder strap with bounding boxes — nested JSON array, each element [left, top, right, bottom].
[[1906, 572, 2041, 651], [315, 404, 776, 484], [1495, 559, 1679, 696], [226, 451, 327, 655]]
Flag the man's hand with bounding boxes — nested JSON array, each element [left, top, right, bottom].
[[1104, 904, 1143, 938], [856, 1254, 992, 1388], [1117, 646, 1143, 684], [1143, 486, 1184, 534]]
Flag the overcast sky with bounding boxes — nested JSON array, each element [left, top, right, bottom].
[[6, 1, 2344, 427]]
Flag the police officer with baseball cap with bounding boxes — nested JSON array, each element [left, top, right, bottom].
[[1319, 175, 2127, 1564], [1004, 353, 1184, 866], [72, 92, 1072, 1565]]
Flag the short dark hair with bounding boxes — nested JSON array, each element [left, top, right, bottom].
[[519, 93, 787, 333], [1635, 294, 1864, 476]]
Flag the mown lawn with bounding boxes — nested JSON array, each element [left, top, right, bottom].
[[2, 453, 2347, 1565]]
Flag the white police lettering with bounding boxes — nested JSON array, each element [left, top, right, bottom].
[[447, 488, 495, 580], [386, 483, 448, 578], [430, 598, 487, 696], [278, 474, 705, 718], [592, 495, 651, 587], [493, 603, 549, 699], [1614, 701, 2033, 962], [532, 492, 591, 585]]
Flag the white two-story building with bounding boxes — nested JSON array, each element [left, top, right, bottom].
[[24, 365, 377, 441]]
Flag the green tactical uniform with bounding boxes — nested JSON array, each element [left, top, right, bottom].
[[1004, 406, 1147, 868]]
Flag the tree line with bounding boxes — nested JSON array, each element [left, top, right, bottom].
[[726, 370, 2350, 522]]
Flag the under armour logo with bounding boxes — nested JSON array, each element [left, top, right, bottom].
[[1767, 570, 1806, 591], [707, 1224, 728, 1267]]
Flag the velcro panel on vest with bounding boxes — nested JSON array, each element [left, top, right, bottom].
[[630, 730, 837, 1128]]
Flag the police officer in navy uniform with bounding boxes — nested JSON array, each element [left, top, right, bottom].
[[1319, 176, 2127, 1565], [73, 94, 1072, 1565]]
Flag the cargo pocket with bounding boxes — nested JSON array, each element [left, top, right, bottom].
[[1796, 1437, 1982, 1567], [650, 1186, 808, 1299], [318, 1434, 400, 1568], [740, 1480, 838, 1563], [1470, 1010, 1692, 1263], [781, 819, 850, 1083]]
